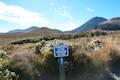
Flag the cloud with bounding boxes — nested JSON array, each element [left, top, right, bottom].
[[0, 1, 48, 27], [54, 6, 72, 19], [58, 23, 79, 31], [50, 1, 54, 6], [86, 8, 93, 12], [0, 1, 79, 32]]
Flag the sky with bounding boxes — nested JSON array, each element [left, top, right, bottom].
[[0, 0, 120, 32]]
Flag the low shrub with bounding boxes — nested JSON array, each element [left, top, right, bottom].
[[90, 30, 108, 37], [0, 50, 16, 80]]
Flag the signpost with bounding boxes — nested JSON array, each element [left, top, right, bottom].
[[53, 44, 69, 80]]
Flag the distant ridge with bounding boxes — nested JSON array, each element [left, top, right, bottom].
[[8, 26, 62, 33], [8, 26, 39, 33]]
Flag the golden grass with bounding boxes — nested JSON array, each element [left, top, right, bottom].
[[88, 35, 120, 69]]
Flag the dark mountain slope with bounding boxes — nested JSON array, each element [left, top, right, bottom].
[[72, 17, 107, 32]]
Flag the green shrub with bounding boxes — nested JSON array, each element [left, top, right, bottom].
[[0, 50, 16, 80], [90, 30, 108, 37], [0, 50, 9, 68], [72, 30, 108, 39]]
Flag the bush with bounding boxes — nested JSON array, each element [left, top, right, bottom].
[[73, 32, 89, 38], [10, 38, 42, 44], [0, 50, 16, 80], [0, 50, 9, 68], [90, 30, 108, 36], [72, 30, 108, 39]]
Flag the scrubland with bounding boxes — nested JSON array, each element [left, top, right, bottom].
[[0, 30, 120, 80]]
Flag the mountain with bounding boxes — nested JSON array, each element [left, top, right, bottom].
[[72, 17, 107, 32], [7, 16, 120, 34], [8, 26, 39, 33], [97, 17, 120, 30]]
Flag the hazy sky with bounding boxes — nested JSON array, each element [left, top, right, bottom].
[[0, 0, 120, 32]]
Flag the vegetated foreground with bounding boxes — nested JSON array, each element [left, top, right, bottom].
[[0, 30, 120, 80]]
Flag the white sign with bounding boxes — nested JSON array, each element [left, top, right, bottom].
[[53, 44, 69, 57]]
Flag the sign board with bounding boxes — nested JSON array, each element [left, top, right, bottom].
[[53, 44, 69, 57]]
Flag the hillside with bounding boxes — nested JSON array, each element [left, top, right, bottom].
[[0, 27, 61, 44]]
